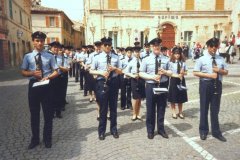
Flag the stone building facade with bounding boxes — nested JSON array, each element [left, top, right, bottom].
[[0, 0, 32, 69], [84, 0, 240, 48]]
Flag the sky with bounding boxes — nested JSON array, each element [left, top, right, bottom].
[[41, 0, 84, 21]]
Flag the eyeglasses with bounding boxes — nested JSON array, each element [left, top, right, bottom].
[[104, 43, 112, 47]]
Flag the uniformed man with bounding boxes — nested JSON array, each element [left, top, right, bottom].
[[120, 47, 133, 110], [73, 48, 81, 82], [21, 31, 59, 149], [51, 42, 70, 117], [90, 37, 122, 140], [139, 38, 172, 139], [140, 43, 151, 59], [161, 46, 168, 57], [193, 37, 228, 142]]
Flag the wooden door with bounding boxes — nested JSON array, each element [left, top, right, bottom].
[[161, 24, 175, 49]]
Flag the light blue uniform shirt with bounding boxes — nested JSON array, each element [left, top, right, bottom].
[[91, 51, 122, 80], [121, 56, 132, 70], [169, 61, 187, 74], [140, 50, 151, 59], [193, 52, 227, 81], [140, 53, 170, 83], [21, 49, 58, 80], [86, 51, 101, 65], [126, 57, 142, 74], [75, 52, 86, 62]]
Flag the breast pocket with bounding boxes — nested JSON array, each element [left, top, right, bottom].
[[201, 63, 210, 72], [111, 58, 118, 67]]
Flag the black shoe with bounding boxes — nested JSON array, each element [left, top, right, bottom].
[[28, 141, 39, 150], [200, 134, 207, 140], [158, 131, 169, 139], [99, 134, 105, 140], [112, 132, 119, 139], [84, 94, 87, 96], [65, 101, 69, 104], [120, 107, 125, 110], [97, 116, 100, 121], [147, 133, 154, 139], [213, 135, 227, 142], [107, 116, 110, 120], [44, 141, 52, 148]]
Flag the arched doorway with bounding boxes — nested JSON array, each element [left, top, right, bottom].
[[159, 23, 175, 49]]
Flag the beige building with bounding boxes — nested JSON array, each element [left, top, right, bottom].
[[72, 20, 86, 49], [84, 0, 240, 48], [0, 0, 32, 68], [31, 4, 75, 47]]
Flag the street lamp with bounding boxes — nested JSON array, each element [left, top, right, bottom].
[[90, 26, 96, 44], [119, 28, 123, 47], [214, 24, 218, 37], [101, 28, 107, 37], [143, 27, 150, 43], [126, 28, 132, 45]]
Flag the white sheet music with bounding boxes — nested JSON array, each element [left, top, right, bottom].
[[153, 88, 168, 94], [32, 80, 50, 87]]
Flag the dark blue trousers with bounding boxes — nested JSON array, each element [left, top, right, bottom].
[[199, 80, 222, 136], [95, 78, 119, 136], [52, 76, 64, 115], [28, 80, 54, 143], [120, 75, 132, 109], [75, 63, 80, 82], [145, 82, 168, 134]]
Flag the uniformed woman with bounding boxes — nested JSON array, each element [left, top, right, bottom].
[[125, 46, 145, 121], [168, 47, 188, 119]]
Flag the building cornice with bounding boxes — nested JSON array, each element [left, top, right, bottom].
[[89, 9, 232, 16]]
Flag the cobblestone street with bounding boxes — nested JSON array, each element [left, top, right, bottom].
[[0, 59, 239, 160]]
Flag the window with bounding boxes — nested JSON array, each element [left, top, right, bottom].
[[184, 31, 193, 46], [108, 0, 118, 9], [20, 10, 23, 25], [9, 0, 13, 19], [50, 17, 55, 27], [215, 0, 224, 10], [141, 0, 150, 11], [185, 0, 194, 11], [0, 0, 3, 15], [214, 31, 221, 39]]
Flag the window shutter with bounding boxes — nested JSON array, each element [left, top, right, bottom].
[[55, 16, 59, 27], [46, 16, 50, 27], [47, 38, 50, 44]]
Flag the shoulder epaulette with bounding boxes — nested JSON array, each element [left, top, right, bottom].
[[47, 51, 54, 55], [142, 54, 150, 59], [24, 52, 31, 55], [94, 53, 100, 57], [112, 52, 118, 56]]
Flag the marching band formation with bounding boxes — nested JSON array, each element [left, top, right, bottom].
[[21, 31, 228, 150]]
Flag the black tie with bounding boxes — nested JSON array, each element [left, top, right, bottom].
[[36, 53, 43, 78], [177, 61, 181, 74], [155, 55, 159, 74], [128, 58, 132, 62], [107, 54, 111, 65], [54, 55, 57, 63], [212, 56, 217, 67], [62, 55, 64, 66], [137, 58, 140, 73]]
